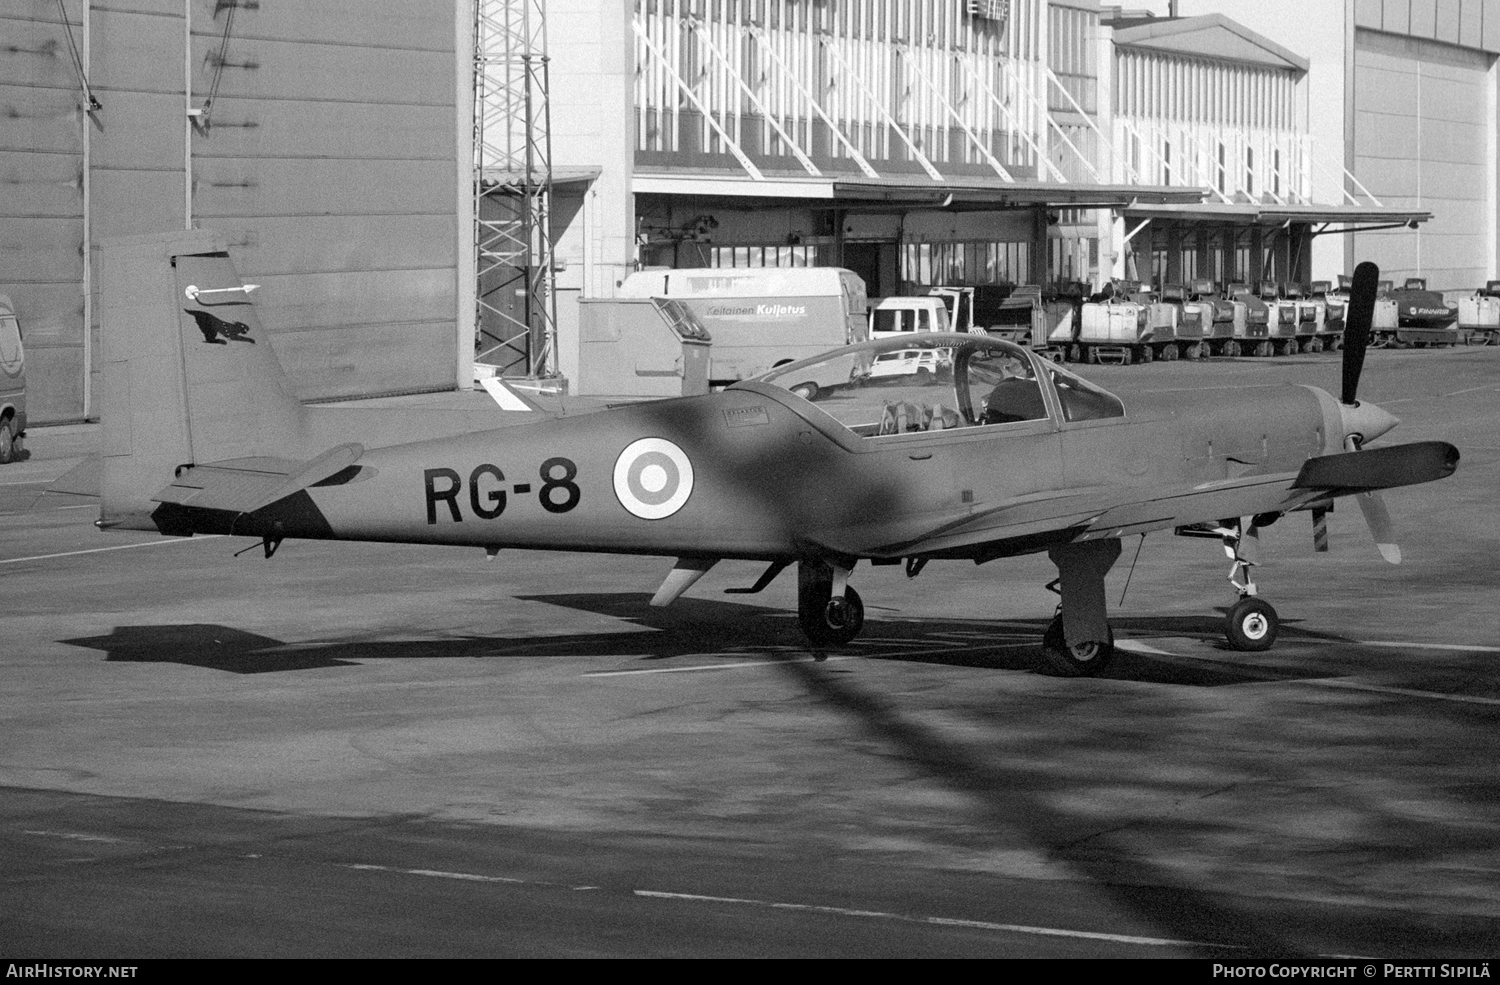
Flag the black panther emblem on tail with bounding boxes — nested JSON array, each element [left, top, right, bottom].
[[185, 308, 256, 345]]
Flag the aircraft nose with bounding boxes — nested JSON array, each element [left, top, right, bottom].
[[1340, 400, 1401, 445]]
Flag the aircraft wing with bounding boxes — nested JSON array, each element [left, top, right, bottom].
[[818, 441, 1458, 560]]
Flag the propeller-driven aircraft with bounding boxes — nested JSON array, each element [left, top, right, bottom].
[[95, 231, 1458, 676]]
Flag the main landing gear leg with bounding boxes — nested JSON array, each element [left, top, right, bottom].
[[1040, 539, 1122, 676], [797, 559, 864, 648], [1216, 517, 1279, 651]]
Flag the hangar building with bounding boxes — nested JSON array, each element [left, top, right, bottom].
[[4, 0, 1491, 423]]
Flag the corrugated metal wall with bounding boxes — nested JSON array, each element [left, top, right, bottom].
[[187, 2, 459, 402], [1, 0, 461, 422], [1, 0, 89, 423], [1352, 28, 1492, 292]]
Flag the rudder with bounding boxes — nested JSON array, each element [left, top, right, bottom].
[[99, 231, 306, 531]]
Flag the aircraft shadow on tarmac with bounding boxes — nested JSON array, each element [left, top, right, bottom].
[[61, 592, 1362, 686]]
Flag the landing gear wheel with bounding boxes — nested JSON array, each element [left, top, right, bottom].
[[0, 421, 13, 465], [789, 381, 819, 401], [1225, 596, 1278, 652], [1039, 616, 1114, 677], [799, 585, 864, 647]]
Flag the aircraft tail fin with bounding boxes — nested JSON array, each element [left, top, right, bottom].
[[99, 231, 307, 531]]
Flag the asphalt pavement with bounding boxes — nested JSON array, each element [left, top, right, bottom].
[[2, 346, 1497, 958]]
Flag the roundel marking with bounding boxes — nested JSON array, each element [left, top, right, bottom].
[[613, 437, 694, 519]]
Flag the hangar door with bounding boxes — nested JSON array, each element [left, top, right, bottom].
[[1352, 30, 1494, 294]]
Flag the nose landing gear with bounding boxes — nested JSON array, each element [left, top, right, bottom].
[[1215, 517, 1280, 651]]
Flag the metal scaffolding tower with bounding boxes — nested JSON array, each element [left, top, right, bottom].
[[473, 0, 556, 378]]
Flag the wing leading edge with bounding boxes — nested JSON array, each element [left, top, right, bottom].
[[819, 441, 1459, 561]]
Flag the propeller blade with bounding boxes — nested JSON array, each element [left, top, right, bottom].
[[1342, 261, 1379, 405], [1355, 490, 1401, 564], [1311, 506, 1329, 552]]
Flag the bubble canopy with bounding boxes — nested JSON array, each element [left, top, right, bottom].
[[739, 333, 1125, 438]]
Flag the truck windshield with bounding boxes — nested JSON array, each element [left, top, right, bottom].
[[871, 309, 915, 334]]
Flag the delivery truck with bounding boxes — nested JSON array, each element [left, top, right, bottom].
[[616, 267, 868, 384]]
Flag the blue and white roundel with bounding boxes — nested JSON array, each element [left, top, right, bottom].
[[613, 438, 694, 520]]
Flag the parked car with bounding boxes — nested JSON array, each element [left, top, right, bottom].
[[0, 294, 27, 464]]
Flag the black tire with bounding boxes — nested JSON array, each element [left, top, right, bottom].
[[799, 585, 864, 647], [1182, 342, 1201, 360], [1225, 597, 1278, 652], [1039, 615, 1114, 677], [0, 420, 13, 465]]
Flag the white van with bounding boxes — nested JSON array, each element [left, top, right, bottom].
[[0, 295, 26, 464], [616, 267, 868, 383], [868, 295, 952, 339]]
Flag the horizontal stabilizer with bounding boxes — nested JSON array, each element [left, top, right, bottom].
[[1293, 441, 1459, 492], [45, 457, 103, 498], [152, 442, 364, 516]]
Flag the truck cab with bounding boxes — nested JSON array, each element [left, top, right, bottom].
[[869, 296, 952, 340]]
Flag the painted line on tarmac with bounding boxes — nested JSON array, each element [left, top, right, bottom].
[[341, 859, 1228, 947], [1362, 641, 1500, 653], [1122, 638, 1500, 705], [1115, 639, 1177, 656], [1306, 679, 1500, 706], [633, 888, 1238, 950], [1440, 383, 1500, 398], [341, 862, 597, 891], [0, 535, 224, 566], [344, 863, 530, 886], [23, 829, 140, 845], [585, 655, 856, 677]]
